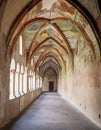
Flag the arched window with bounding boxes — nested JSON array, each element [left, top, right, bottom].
[[30, 70, 33, 91], [33, 72, 35, 90], [15, 63, 20, 97], [19, 35, 23, 55], [37, 77, 40, 88], [28, 70, 31, 91], [36, 75, 39, 89], [28, 70, 34, 91], [23, 67, 27, 93], [31, 71, 33, 90], [9, 58, 15, 99], [31, 59, 33, 66], [40, 77, 42, 88], [10, 58, 15, 70], [19, 65, 24, 95]]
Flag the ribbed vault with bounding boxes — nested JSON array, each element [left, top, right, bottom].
[[7, 0, 100, 87]]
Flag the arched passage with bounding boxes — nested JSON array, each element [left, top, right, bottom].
[[42, 66, 58, 92]]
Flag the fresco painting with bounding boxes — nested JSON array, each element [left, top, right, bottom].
[[40, 30, 48, 39], [51, 0, 75, 18], [28, 2, 42, 19], [12, 0, 100, 67], [77, 35, 85, 51], [93, 63, 100, 88], [41, 40, 58, 47], [23, 22, 44, 42], [56, 21, 78, 32], [11, 0, 100, 66], [94, 43, 100, 61], [85, 25, 100, 61], [74, 12, 87, 28], [73, 33, 93, 64], [12, 0, 99, 76], [36, 24, 64, 45]]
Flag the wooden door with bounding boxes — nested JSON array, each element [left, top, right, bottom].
[[49, 81, 54, 91]]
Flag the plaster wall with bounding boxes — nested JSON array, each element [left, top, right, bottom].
[[58, 58, 101, 128], [1, 0, 31, 36], [0, 31, 10, 127], [9, 89, 42, 121], [77, 0, 100, 19]]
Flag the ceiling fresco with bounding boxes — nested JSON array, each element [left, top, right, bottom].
[[41, 56, 61, 68], [34, 48, 65, 72], [9, 0, 100, 77], [39, 59, 60, 77]]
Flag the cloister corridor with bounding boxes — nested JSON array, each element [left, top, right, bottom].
[[0, 0, 101, 130]]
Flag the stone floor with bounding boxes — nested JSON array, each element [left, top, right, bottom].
[[5, 92, 101, 130]]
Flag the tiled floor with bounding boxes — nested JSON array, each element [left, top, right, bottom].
[[5, 92, 101, 130]]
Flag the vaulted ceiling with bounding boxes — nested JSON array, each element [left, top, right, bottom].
[[8, 0, 100, 77]]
